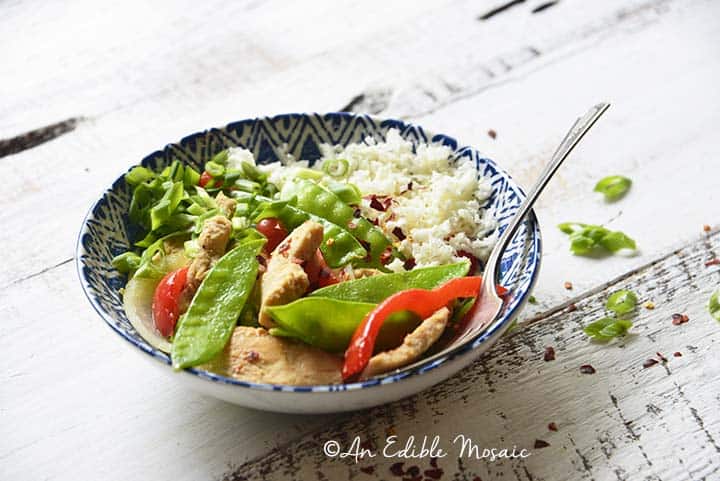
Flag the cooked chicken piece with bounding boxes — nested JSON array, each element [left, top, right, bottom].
[[186, 215, 233, 292], [215, 191, 236, 218], [259, 221, 324, 328], [360, 307, 450, 379], [203, 327, 342, 385]]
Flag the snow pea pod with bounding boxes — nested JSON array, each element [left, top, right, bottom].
[[280, 179, 393, 265], [254, 199, 365, 267], [171, 239, 265, 369], [266, 298, 420, 352], [309, 262, 470, 303]]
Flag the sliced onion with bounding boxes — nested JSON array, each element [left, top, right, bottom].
[[124, 276, 172, 353], [123, 250, 189, 353]]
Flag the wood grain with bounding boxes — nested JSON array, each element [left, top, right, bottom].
[[1, 0, 719, 479], [224, 231, 720, 481]]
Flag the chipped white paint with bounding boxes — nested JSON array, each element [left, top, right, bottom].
[[1, 0, 719, 480]]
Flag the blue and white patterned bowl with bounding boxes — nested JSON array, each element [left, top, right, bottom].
[[76, 113, 541, 413]]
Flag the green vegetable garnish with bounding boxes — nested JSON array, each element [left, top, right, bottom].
[[528, 295, 537, 304], [583, 317, 633, 341], [171, 239, 265, 369], [558, 222, 637, 256], [594, 175, 631, 201], [605, 290, 638, 315], [322, 158, 350, 178], [267, 298, 420, 352], [309, 262, 470, 303], [280, 178, 395, 267], [709, 289, 720, 321]]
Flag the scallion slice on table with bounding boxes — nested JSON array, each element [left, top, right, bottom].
[[583, 317, 633, 341], [558, 222, 637, 256], [594, 175, 632, 201], [709, 289, 720, 321], [606, 290, 638, 315]]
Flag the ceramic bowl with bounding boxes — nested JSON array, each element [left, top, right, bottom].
[[76, 113, 541, 414]]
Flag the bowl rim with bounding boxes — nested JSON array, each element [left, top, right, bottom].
[[76, 112, 542, 394]]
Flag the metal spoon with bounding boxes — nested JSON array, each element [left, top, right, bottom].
[[456, 102, 611, 345], [389, 102, 610, 377]]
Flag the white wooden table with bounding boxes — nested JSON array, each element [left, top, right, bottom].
[[2, 0, 719, 479]]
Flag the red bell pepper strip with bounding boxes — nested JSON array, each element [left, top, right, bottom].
[[342, 276, 483, 381], [152, 267, 189, 337]]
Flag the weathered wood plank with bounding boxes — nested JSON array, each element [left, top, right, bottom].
[[1, 0, 719, 479], [223, 231, 720, 481]]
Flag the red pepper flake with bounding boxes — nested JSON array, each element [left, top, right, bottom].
[[643, 358, 658, 368], [656, 352, 668, 363], [671, 313, 689, 325], [705, 258, 720, 267], [403, 257, 416, 270], [534, 439, 550, 449], [243, 350, 260, 362], [389, 462, 405, 476], [380, 246, 394, 265], [703, 224, 711, 232], [368, 194, 392, 212], [543, 346, 556, 362], [488, 129, 497, 139], [370, 196, 385, 211], [405, 466, 420, 477], [400, 181, 412, 195], [392, 227, 406, 241], [579, 364, 596, 374], [457, 250, 480, 274], [360, 466, 375, 475], [564, 281, 573, 290], [567, 303, 578, 312], [424, 467, 444, 479], [278, 239, 291, 256], [548, 422, 558, 432], [673, 351, 682, 357]]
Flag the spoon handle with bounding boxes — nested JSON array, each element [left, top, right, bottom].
[[485, 102, 611, 285]]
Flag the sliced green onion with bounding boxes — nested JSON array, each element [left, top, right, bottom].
[[584, 317, 633, 341], [210, 150, 229, 166], [599, 231, 636, 252], [183, 239, 200, 258], [295, 168, 324, 180], [150, 181, 184, 231], [322, 158, 350, 178], [234, 179, 262, 193], [606, 290, 637, 315], [559, 223, 637, 256], [241, 161, 267, 182], [709, 289, 720, 322], [125, 166, 155, 186], [183, 166, 201, 187], [595, 175, 631, 201], [204, 161, 225, 177], [111, 251, 142, 274]]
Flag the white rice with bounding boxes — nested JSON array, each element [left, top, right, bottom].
[[236, 129, 497, 271]]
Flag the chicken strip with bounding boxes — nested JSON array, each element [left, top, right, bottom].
[[360, 307, 450, 379], [259, 221, 324, 328], [202, 326, 342, 385], [186, 215, 233, 293]]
